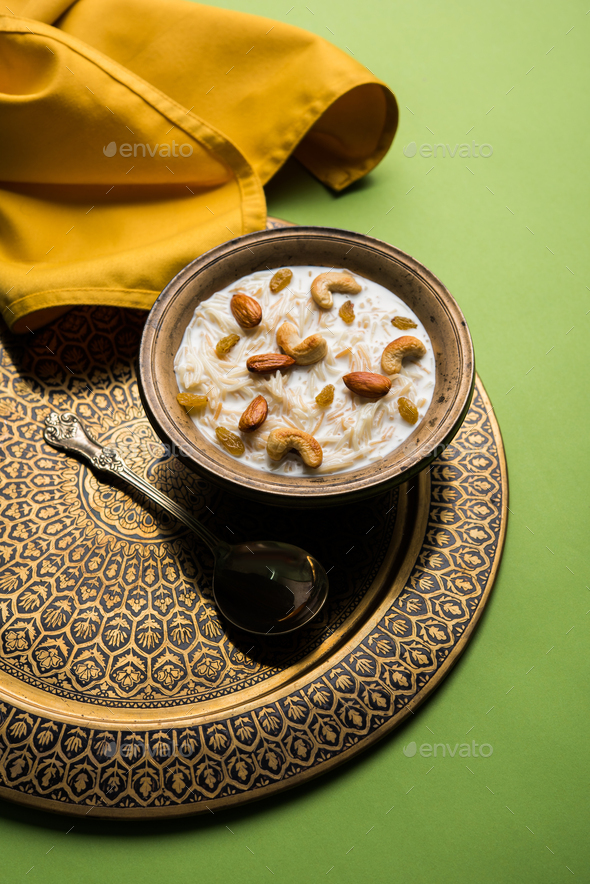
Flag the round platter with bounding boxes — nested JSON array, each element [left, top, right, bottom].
[[0, 230, 507, 819]]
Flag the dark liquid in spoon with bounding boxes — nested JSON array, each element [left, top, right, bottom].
[[214, 542, 323, 634]]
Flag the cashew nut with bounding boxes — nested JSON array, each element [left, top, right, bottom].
[[310, 271, 362, 309], [381, 335, 427, 375], [276, 321, 328, 365], [267, 428, 323, 468]]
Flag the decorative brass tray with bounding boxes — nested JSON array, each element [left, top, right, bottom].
[[0, 255, 507, 820]]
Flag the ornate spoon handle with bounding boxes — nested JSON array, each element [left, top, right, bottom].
[[43, 412, 220, 552]]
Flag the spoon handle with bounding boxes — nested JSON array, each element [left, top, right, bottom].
[[43, 412, 221, 552]]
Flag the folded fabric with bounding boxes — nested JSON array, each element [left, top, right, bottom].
[[0, 0, 397, 332]]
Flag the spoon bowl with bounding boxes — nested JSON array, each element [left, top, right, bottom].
[[214, 541, 329, 634], [43, 412, 329, 635]]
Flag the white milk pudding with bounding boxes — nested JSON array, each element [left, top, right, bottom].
[[174, 266, 435, 475]]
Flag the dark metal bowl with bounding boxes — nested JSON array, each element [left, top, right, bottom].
[[138, 226, 474, 507]]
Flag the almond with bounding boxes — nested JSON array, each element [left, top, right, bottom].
[[246, 353, 295, 373], [230, 292, 262, 329], [343, 371, 392, 399], [238, 395, 268, 432]]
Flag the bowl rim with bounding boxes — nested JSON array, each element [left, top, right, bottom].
[[138, 226, 474, 505]]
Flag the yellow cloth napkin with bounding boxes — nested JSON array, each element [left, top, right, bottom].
[[0, 0, 397, 332]]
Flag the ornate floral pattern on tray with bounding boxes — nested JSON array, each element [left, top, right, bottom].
[[0, 263, 507, 820]]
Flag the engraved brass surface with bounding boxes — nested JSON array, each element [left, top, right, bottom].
[[0, 227, 507, 818]]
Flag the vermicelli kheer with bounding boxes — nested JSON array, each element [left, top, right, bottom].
[[174, 266, 435, 475]]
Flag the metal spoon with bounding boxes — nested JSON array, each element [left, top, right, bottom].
[[43, 412, 329, 635]]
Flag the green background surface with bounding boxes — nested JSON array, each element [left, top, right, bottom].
[[2, 1, 589, 881]]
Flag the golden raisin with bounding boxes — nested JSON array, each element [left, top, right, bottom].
[[215, 333, 240, 357], [392, 316, 417, 330], [339, 300, 355, 324], [215, 426, 245, 456], [315, 384, 335, 407], [398, 397, 419, 424], [177, 392, 208, 410], [269, 268, 293, 293]]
